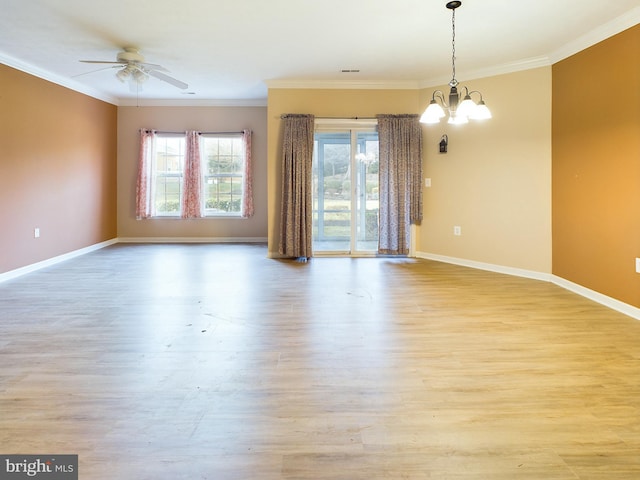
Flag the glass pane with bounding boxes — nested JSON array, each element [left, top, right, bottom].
[[218, 138, 233, 156], [313, 132, 351, 252], [155, 137, 184, 173], [356, 132, 379, 252], [154, 176, 181, 214], [204, 176, 242, 214]]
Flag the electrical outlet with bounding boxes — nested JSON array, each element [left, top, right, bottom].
[[424, 178, 432, 187], [453, 226, 462, 236], [636, 258, 640, 274], [34, 228, 40, 238]]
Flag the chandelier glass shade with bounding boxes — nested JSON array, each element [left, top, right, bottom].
[[421, 1, 491, 125]]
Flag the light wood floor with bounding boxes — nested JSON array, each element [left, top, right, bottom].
[[1, 244, 639, 479]]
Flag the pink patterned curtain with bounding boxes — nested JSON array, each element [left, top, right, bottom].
[[241, 129, 254, 218], [135, 129, 156, 219], [377, 114, 423, 255], [181, 131, 202, 219]]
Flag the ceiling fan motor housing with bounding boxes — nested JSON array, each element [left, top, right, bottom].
[[117, 48, 144, 63]]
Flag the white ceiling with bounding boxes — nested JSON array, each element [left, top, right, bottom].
[[1, 0, 639, 106]]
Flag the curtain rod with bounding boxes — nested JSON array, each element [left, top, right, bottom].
[[280, 115, 377, 120], [147, 130, 246, 135]]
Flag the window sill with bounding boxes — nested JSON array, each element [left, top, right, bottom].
[[149, 216, 246, 220]]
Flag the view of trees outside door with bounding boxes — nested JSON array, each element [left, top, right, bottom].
[[313, 127, 379, 254]]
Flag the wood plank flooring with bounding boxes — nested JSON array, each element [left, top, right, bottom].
[[1, 243, 639, 479]]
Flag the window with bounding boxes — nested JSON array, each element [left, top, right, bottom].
[[153, 134, 185, 216], [136, 129, 253, 220], [201, 135, 245, 216]]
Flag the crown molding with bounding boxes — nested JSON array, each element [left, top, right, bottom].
[[418, 56, 551, 89], [0, 52, 119, 105], [549, 6, 640, 64], [265, 79, 421, 90], [117, 98, 267, 107]]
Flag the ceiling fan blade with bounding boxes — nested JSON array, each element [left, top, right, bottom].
[[72, 65, 120, 78], [139, 62, 169, 72], [147, 70, 188, 89]]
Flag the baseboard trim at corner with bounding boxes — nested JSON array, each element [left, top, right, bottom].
[[551, 276, 640, 321], [0, 238, 118, 283], [414, 251, 640, 321], [117, 237, 268, 244], [415, 251, 552, 282]]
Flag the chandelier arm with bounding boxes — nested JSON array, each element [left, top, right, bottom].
[[466, 90, 484, 101], [432, 90, 449, 108]]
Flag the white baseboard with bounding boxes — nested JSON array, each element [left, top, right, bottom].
[[415, 251, 552, 282], [0, 238, 118, 283], [551, 275, 640, 321], [117, 237, 267, 244], [415, 250, 640, 321], [1, 237, 268, 283]]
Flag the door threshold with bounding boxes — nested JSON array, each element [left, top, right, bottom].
[[312, 252, 380, 258]]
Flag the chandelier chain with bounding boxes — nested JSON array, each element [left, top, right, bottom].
[[451, 7, 457, 85]]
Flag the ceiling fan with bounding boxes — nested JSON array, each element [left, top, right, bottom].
[[79, 47, 188, 90]]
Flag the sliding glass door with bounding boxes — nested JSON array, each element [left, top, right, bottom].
[[313, 126, 379, 255]]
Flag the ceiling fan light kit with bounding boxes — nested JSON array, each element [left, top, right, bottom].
[[421, 1, 491, 125]]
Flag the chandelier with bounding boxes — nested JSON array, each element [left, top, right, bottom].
[[420, 1, 491, 125]]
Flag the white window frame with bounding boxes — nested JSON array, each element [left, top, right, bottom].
[[152, 133, 185, 217], [200, 133, 246, 218]]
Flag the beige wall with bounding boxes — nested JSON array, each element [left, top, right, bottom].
[[117, 106, 268, 240], [266, 77, 552, 274], [417, 67, 553, 273], [266, 88, 420, 257], [0, 64, 117, 274], [553, 25, 640, 308]]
